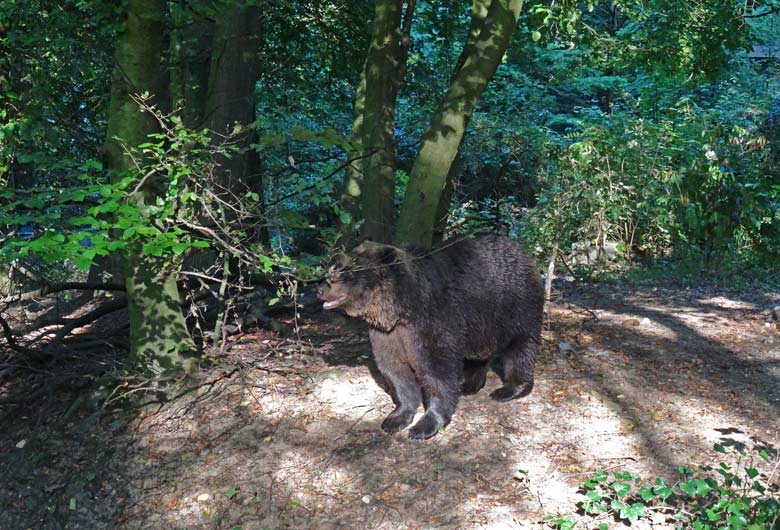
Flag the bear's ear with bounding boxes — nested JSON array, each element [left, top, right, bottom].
[[326, 251, 352, 273], [378, 246, 399, 266], [353, 241, 404, 268], [353, 240, 382, 256]]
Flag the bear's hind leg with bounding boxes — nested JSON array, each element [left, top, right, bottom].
[[462, 359, 489, 395], [490, 334, 538, 402]]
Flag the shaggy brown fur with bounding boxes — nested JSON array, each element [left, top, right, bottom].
[[319, 235, 544, 440]]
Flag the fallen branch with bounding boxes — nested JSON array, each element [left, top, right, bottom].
[[1, 281, 125, 304], [51, 299, 128, 342]]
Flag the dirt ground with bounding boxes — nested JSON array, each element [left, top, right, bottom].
[[1, 279, 779, 530]]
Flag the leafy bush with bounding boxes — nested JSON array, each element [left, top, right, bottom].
[[544, 445, 779, 530], [0, 108, 289, 277]]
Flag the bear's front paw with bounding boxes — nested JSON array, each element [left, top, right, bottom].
[[381, 408, 415, 433], [408, 414, 443, 440]]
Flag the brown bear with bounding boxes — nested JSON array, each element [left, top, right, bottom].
[[318, 234, 544, 440]]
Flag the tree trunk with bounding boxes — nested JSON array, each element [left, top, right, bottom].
[[201, 2, 268, 249], [451, 0, 491, 82], [429, 0, 490, 244], [205, 3, 263, 195], [103, 0, 199, 374], [103, 0, 166, 180], [340, 64, 367, 246], [342, 0, 414, 244], [126, 254, 199, 374], [169, 3, 213, 129], [395, 0, 524, 247]]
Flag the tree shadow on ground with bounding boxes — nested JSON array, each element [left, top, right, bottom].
[[2, 281, 778, 530], [552, 281, 779, 470], [106, 367, 523, 529], [0, 342, 132, 530], [566, 282, 780, 407]]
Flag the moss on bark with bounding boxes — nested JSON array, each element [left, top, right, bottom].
[[103, 0, 199, 375], [395, 0, 524, 247]]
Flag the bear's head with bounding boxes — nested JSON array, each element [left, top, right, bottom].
[[318, 241, 409, 331]]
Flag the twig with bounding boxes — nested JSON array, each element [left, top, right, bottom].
[[266, 149, 378, 206], [0, 312, 21, 351], [560, 459, 639, 478], [545, 243, 559, 303]]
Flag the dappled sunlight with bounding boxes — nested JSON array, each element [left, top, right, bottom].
[[311, 372, 386, 417], [696, 296, 760, 311], [2, 282, 776, 529]]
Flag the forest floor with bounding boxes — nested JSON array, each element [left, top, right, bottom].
[[1, 278, 779, 530]]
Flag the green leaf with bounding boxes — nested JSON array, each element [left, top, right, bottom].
[[72, 256, 93, 271], [611, 499, 627, 513], [727, 514, 747, 530], [171, 243, 187, 255], [751, 481, 765, 494], [69, 215, 98, 226], [339, 211, 352, 225], [226, 487, 239, 499], [586, 490, 602, 501], [714, 444, 726, 453], [637, 485, 654, 502], [611, 481, 631, 498], [745, 468, 759, 479], [142, 243, 164, 257], [69, 497, 77, 510], [532, 30, 542, 42], [552, 518, 576, 530], [621, 502, 645, 523], [653, 479, 672, 500], [680, 479, 711, 497]]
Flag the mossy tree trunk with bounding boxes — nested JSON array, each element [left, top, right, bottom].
[[103, 0, 199, 375], [395, 0, 524, 247], [340, 65, 367, 244], [342, 0, 415, 244], [429, 0, 490, 244]]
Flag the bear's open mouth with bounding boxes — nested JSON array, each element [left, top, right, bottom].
[[322, 295, 347, 310]]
